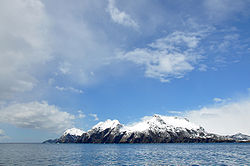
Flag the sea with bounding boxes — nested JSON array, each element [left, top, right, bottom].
[[0, 143, 249, 165]]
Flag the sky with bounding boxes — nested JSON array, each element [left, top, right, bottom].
[[0, 0, 250, 142]]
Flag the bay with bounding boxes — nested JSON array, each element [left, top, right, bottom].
[[0, 143, 249, 165]]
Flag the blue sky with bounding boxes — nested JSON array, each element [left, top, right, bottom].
[[0, 0, 250, 142]]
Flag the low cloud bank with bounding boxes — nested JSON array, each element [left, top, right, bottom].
[[186, 99, 250, 135]]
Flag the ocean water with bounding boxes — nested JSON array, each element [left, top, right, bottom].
[[0, 143, 249, 165]]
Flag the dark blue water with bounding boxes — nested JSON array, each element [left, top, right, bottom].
[[0, 143, 249, 165]]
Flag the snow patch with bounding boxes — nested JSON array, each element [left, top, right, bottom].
[[63, 128, 85, 136], [121, 114, 200, 133], [92, 119, 121, 131]]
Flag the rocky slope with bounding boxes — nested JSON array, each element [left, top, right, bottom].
[[226, 133, 250, 142], [43, 114, 247, 144]]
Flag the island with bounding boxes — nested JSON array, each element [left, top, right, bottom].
[[44, 114, 250, 144]]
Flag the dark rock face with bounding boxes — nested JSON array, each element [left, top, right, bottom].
[[225, 133, 250, 142], [75, 129, 234, 144], [43, 139, 58, 144], [78, 128, 123, 143], [43, 134, 80, 144], [58, 134, 80, 143], [226, 133, 250, 143]]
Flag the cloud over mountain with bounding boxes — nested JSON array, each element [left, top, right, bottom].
[[186, 98, 250, 135]]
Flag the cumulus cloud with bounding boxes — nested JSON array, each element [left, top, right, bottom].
[[186, 99, 250, 135], [0, 0, 50, 100], [107, 0, 139, 29], [119, 31, 208, 82], [89, 113, 99, 121], [0, 101, 75, 133]]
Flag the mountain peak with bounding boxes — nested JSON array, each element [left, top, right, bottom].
[[63, 128, 85, 136], [92, 119, 121, 131], [121, 115, 200, 133]]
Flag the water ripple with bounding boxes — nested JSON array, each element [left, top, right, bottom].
[[0, 143, 249, 165]]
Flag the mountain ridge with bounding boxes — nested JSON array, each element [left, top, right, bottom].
[[43, 114, 249, 143]]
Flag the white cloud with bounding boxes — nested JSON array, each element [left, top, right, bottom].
[[210, 33, 240, 54], [208, 30, 249, 67], [67, 87, 83, 94], [0, 0, 50, 100], [219, 34, 239, 51], [55, 86, 83, 94], [46, 2, 118, 86], [78, 110, 86, 119], [213, 97, 223, 103], [213, 97, 231, 103], [0, 101, 75, 133], [55, 86, 65, 91], [107, 0, 139, 29], [0, 0, 114, 101], [89, 113, 99, 121], [186, 99, 250, 135], [119, 31, 207, 82]]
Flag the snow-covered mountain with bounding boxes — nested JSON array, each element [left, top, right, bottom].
[[43, 114, 246, 143], [121, 114, 203, 133], [92, 119, 121, 132], [63, 128, 85, 136]]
